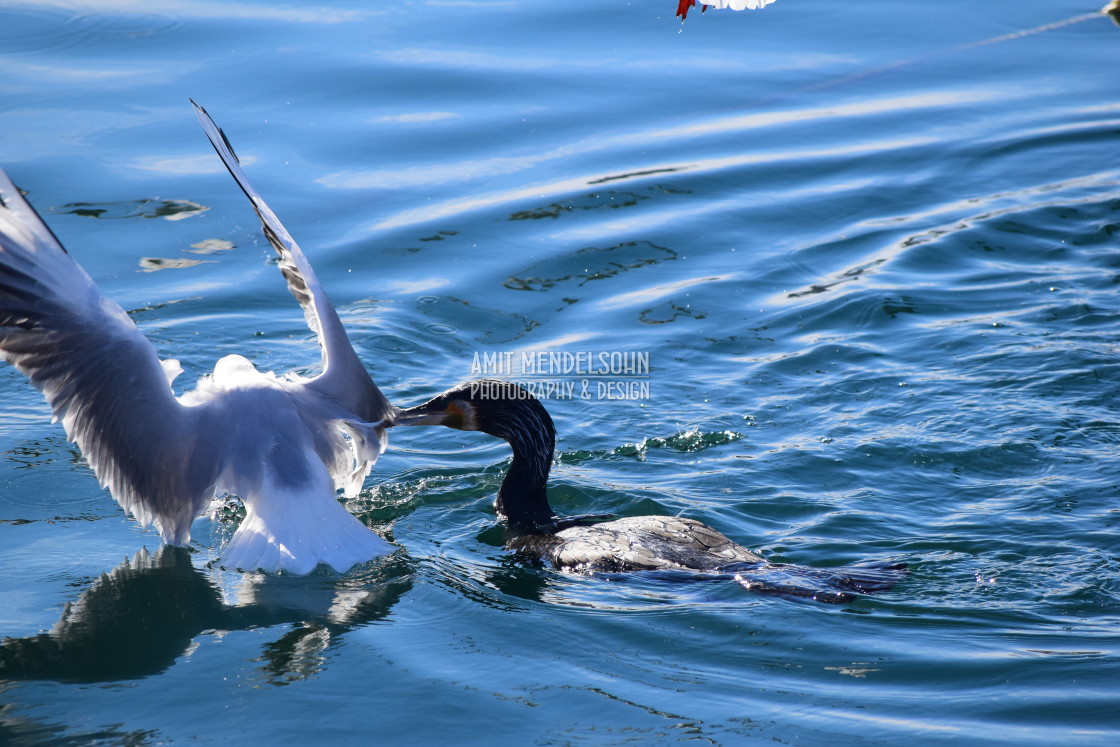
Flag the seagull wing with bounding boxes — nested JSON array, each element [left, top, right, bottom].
[[191, 100, 393, 426], [0, 169, 219, 543]]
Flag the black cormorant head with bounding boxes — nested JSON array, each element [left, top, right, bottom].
[[393, 379, 556, 458], [395, 380, 558, 526]]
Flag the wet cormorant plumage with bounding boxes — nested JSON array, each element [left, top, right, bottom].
[[394, 379, 905, 602]]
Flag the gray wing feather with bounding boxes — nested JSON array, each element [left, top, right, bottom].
[[190, 100, 393, 425], [0, 169, 217, 544]]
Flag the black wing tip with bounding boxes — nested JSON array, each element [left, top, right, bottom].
[[0, 168, 18, 210], [0, 168, 71, 255], [190, 99, 241, 164]]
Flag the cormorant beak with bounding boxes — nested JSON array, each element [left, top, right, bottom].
[[391, 401, 450, 427], [391, 397, 473, 430]]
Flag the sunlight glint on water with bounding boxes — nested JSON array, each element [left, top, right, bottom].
[[1, 0, 1118, 744]]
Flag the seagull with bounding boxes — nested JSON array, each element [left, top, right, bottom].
[[0, 101, 399, 575]]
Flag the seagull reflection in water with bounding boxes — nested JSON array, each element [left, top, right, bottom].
[[0, 547, 412, 684]]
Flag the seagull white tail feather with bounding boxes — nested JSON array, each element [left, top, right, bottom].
[[219, 454, 393, 575]]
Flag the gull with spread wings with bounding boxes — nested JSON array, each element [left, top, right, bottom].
[[0, 102, 400, 575]]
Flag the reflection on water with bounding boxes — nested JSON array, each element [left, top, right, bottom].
[[509, 187, 686, 221], [52, 198, 208, 221], [504, 241, 678, 293], [0, 547, 411, 683], [3, 0, 1120, 741], [139, 256, 215, 272], [360, 93, 999, 233]]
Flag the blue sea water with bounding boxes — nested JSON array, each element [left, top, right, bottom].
[[1, 0, 1119, 743]]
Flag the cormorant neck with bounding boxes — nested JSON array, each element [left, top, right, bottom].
[[495, 429, 556, 531]]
